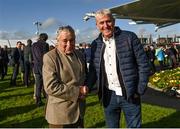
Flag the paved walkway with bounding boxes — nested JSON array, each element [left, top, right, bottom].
[[142, 86, 180, 110]]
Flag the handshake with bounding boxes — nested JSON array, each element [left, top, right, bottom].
[[79, 85, 89, 100]]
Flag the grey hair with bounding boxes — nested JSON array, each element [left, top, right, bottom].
[[95, 9, 114, 20], [57, 25, 75, 37]]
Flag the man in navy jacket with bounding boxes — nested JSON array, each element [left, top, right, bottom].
[[32, 33, 49, 106], [87, 9, 150, 128]]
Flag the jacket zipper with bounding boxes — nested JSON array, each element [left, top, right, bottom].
[[115, 40, 129, 99], [99, 43, 105, 101]]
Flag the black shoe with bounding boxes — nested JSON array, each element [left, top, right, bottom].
[[36, 101, 43, 107], [10, 82, 16, 86], [36, 99, 43, 107], [1, 76, 4, 80]]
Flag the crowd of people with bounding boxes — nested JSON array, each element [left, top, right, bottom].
[[0, 8, 179, 128], [144, 44, 180, 74]]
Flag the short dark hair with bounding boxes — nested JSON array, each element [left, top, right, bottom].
[[16, 41, 22, 45], [27, 39, 32, 45], [39, 33, 48, 41]]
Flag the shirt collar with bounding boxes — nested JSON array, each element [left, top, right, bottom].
[[102, 34, 114, 43]]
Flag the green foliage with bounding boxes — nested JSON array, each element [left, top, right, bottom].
[[149, 67, 180, 90]]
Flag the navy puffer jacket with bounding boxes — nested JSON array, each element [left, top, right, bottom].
[[87, 27, 150, 101]]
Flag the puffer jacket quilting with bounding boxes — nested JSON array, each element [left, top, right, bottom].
[[88, 27, 150, 100]]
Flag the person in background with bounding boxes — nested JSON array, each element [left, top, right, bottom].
[[20, 43, 25, 85], [166, 45, 177, 68], [32, 33, 49, 106], [87, 9, 150, 128], [49, 45, 55, 51], [0, 45, 5, 80], [84, 43, 91, 70], [3, 45, 9, 78], [43, 25, 88, 128], [145, 45, 156, 74], [155, 46, 165, 71], [24, 39, 33, 87], [10, 41, 22, 86], [78, 43, 85, 54], [149, 45, 156, 72]]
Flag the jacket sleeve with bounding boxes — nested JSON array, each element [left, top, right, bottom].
[[131, 33, 150, 95], [11, 49, 16, 65], [87, 41, 97, 91], [43, 53, 79, 102]]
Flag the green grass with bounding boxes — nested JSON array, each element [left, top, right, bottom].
[[0, 68, 180, 127]]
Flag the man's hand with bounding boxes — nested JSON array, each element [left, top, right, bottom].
[[79, 85, 89, 95], [79, 86, 89, 100]]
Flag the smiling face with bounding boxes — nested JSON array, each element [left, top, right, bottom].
[[16, 41, 22, 49], [57, 28, 75, 54], [95, 11, 115, 40]]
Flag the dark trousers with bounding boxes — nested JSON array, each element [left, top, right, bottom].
[[150, 60, 156, 73], [24, 61, 30, 86], [0, 60, 4, 79], [159, 61, 164, 70], [34, 73, 46, 104], [104, 90, 141, 128], [11, 63, 19, 85], [4, 62, 8, 75]]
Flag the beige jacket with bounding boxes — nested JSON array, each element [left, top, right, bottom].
[[43, 48, 86, 125]]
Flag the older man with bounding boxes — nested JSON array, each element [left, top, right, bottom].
[[87, 9, 150, 128], [43, 25, 88, 128]]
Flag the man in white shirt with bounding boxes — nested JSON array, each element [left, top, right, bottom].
[[87, 9, 150, 128]]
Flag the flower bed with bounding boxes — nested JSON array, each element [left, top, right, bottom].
[[149, 67, 180, 90]]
